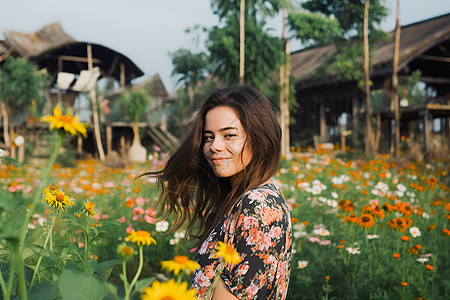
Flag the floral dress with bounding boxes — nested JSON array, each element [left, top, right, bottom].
[[192, 183, 292, 299]]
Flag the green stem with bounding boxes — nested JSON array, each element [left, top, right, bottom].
[[205, 263, 225, 300], [0, 265, 10, 300], [6, 264, 16, 300], [122, 260, 129, 298], [29, 215, 56, 290], [12, 132, 63, 299], [125, 246, 144, 300]]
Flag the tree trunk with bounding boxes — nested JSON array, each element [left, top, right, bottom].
[[0, 101, 10, 152], [239, 0, 245, 85], [392, 0, 401, 158], [280, 5, 291, 158], [363, 0, 372, 155]]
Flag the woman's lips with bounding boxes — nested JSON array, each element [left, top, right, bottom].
[[212, 158, 229, 165]]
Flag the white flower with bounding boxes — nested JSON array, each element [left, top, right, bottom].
[[397, 184, 407, 192], [346, 247, 360, 255], [0, 148, 5, 157], [313, 229, 330, 237], [174, 231, 185, 239], [14, 135, 25, 146], [331, 177, 343, 185], [409, 226, 421, 238], [395, 190, 404, 198], [155, 221, 169, 232], [366, 234, 380, 240], [169, 238, 178, 245], [298, 260, 308, 269], [422, 212, 430, 219], [327, 199, 338, 208], [318, 196, 327, 203], [331, 191, 339, 199], [417, 257, 429, 263]]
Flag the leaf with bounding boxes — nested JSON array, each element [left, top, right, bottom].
[[58, 270, 108, 300], [133, 276, 156, 293], [29, 281, 58, 300], [91, 259, 121, 281]]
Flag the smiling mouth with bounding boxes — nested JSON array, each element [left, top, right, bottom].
[[212, 158, 229, 165]]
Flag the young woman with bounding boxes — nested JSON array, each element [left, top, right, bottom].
[[147, 86, 291, 299]]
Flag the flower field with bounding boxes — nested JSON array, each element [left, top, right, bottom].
[[1, 148, 449, 299]]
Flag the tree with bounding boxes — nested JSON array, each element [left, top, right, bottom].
[[208, 0, 282, 96], [0, 57, 47, 158], [170, 49, 208, 106], [392, 0, 401, 158]]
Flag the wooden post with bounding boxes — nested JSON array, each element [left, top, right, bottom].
[[320, 103, 326, 137], [423, 109, 430, 153], [87, 44, 106, 160], [352, 97, 359, 147], [120, 63, 125, 87], [57, 57, 63, 107], [363, 0, 372, 155], [106, 125, 112, 155], [77, 135, 82, 154], [280, 5, 291, 158]]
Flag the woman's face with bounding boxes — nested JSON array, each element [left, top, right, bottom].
[[203, 106, 252, 180]]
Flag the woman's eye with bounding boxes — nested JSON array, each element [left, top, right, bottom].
[[204, 136, 213, 142], [225, 134, 236, 138]]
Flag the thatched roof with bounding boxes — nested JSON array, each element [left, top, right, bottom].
[[3, 23, 75, 58], [133, 74, 169, 100], [291, 13, 450, 82], [1, 23, 144, 84]]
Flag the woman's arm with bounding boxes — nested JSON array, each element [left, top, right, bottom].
[[212, 278, 238, 300]]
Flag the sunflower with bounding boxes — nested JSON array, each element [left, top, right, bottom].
[[160, 255, 200, 276], [84, 200, 95, 216], [215, 241, 242, 266], [41, 107, 88, 138], [344, 213, 358, 224], [371, 205, 385, 219], [357, 214, 375, 229], [42, 188, 73, 211], [141, 279, 197, 300], [125, 230, 156, 246]]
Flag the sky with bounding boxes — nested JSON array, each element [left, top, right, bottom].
[[1, 0, 449, 93]]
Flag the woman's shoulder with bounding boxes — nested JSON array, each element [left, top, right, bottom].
[[238, 183, 288, 218]]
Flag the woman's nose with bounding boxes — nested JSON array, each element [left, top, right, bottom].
[[210, 137, 225, 152]]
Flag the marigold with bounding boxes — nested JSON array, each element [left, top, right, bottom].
[[344, 213, 358, 224], [401, 281, 408, 287], [401, 236, 409, 241], [42, 188, 73, 211], [215, 241, 242, 266], [161, 255, 200, 275], [357, 214, 375, 229], [141, 279, 197, 300], [84, 200, 95, 216], [41, 107, 88, 138], [426, 264, 434, 270], [393, 253, 401, 258], [125, 230, 156, 246]]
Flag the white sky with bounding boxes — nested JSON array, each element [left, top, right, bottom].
[[1, 0, 449, 93]]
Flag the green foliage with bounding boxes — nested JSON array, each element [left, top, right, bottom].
[[211, 0, 282, 20], [118, 89, 152, 122], [288, 11, 342, 46], [0, 56, 48, 115], [170, 49, 208, 89], [207, 16, 281, 95], [398, 70, 426, 106]]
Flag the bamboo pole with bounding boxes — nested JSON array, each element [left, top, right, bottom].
[[363, 0, 372, 155], [87, 44, 106, 161], [392, 0, 401, 158], [239, 0, 245, 85]]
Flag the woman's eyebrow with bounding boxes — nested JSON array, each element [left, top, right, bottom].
[[204, 127, 238, 134]]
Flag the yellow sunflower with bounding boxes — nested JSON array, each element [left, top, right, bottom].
[[215, 241, 242, 266], [84, 200, 95, 216], [141, 279, 197, 300], [41, 107, 88, 138], [125, 230, 156, 246], [42, 188, 73, 211], [161, 255, 200, 276]]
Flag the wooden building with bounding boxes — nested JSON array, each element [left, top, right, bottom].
[[290, 13, 450, 152]]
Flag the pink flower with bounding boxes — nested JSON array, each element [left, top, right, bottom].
[[136, 197, 145, 206], [8, 186, 17, 192], [132, 207, 144, 216], [78, 243, 84, 248], [319, 240, 331, 245], [126, 225, 135, 234], [369, 199, 379, 206], [122, 179, 130, 185], [145, 208, 156, 216], [118, 217, 126, 223], [309, 237, 321, 243], [144, 215, 155, 224], [93, 214, 100, 221], [101, 214, 109, 219]]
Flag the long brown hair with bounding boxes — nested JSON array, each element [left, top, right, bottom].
[[142, 86, 281, 245]]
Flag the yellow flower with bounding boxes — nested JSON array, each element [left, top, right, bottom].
[[84, 200, 95, 216], [160, 255, 200, 276], [215, 241, 242, 266], [42, 188, 73, 211], [141, 279, 197, 300], [117, 243, 136, 260], [41, 107, 88, 138], [125, 230, 156, 246]]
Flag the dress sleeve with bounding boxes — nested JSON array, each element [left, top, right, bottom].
[[220, 189, 290, 299]]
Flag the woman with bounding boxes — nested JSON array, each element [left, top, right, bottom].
[[147, 86, 291, 299]]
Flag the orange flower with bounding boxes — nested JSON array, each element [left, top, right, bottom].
[[361, 190, 368, 196], [302, 221, 309, 226], [415, 244, 422, 250], [401, 236, 409, 241], [406, 246, 418, 255], [426, 264, 434, 270], [393, 253, 401, 258], [125, 198, 135, 208], [344, 213, 358, 224], [428, 224, 437, 231], [358, 214, 375, 229], [337, 245, 344, 249], [401, 281, 408, 287]]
